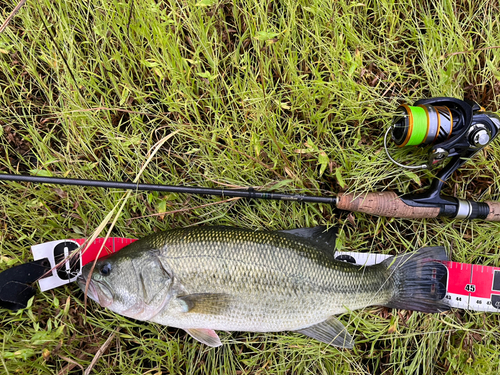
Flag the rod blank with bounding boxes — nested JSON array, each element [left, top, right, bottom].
[[0, 174, 337, 205]]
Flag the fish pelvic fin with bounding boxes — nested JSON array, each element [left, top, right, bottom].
[[382, 246, 450, 313], [185, 328, 222, 347], [295, 316, 354, 348]]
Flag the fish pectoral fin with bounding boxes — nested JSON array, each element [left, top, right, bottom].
[[177, 293, 231, 315], [295, 316, 354, 349], [185, 328, 222, 347]]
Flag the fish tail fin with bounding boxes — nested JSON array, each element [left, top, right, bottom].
[[382, 246, 450, 313]]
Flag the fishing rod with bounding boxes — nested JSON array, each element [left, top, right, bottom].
[[1, 97, 499, 221]]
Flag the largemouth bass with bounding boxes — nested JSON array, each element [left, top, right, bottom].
[[77, 226, 449, 348]]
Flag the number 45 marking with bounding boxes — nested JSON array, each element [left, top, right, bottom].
[[465, 284, 476, 293]]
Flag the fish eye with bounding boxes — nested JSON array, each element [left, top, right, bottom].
[[99, 262, 112, 276]]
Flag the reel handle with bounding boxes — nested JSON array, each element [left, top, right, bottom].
[[337, 192, 500, 221]]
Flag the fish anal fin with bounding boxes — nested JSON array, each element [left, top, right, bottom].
[[295, 316, 354, 348], [177, 293, 231, 315], [185, 328, 222, 347]]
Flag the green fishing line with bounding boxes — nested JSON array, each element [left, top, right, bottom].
[[406, 106, 428, 146]]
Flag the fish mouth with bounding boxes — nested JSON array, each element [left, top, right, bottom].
[[77, 275, 101, 305]]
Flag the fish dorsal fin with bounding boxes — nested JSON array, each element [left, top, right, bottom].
[[177, 293, 231, 315], [185, 328, 222, 347], [295, 316, 354, 348], [277, 226, 338, 256]]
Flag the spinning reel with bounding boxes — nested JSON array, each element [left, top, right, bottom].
[[381, 97, 500, 219], [385, 97, 500, 169]]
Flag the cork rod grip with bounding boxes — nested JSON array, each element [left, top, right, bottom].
[[337, 191, 441, 219], [486, 201, 500, 221]]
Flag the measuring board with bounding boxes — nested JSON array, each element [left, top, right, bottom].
[[32, 238, 500, 312], [332, 251, 500, 313], [31, 237, 137, 291]]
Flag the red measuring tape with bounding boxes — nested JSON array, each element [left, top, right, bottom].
[[444, 261, 500, 311], [332, 251, 500, 312], [30, 238, 500, 312], [31, 237, 137, 292]]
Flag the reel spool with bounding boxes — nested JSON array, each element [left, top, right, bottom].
[[392, 104, 455, 147], [385, 97, 500, 169]]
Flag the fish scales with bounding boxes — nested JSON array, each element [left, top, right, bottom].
[[141, 227, 391, 332], [78, 226, 449, 348]]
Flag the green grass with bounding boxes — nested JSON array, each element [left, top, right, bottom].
[[1, 0, 500, 373]]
